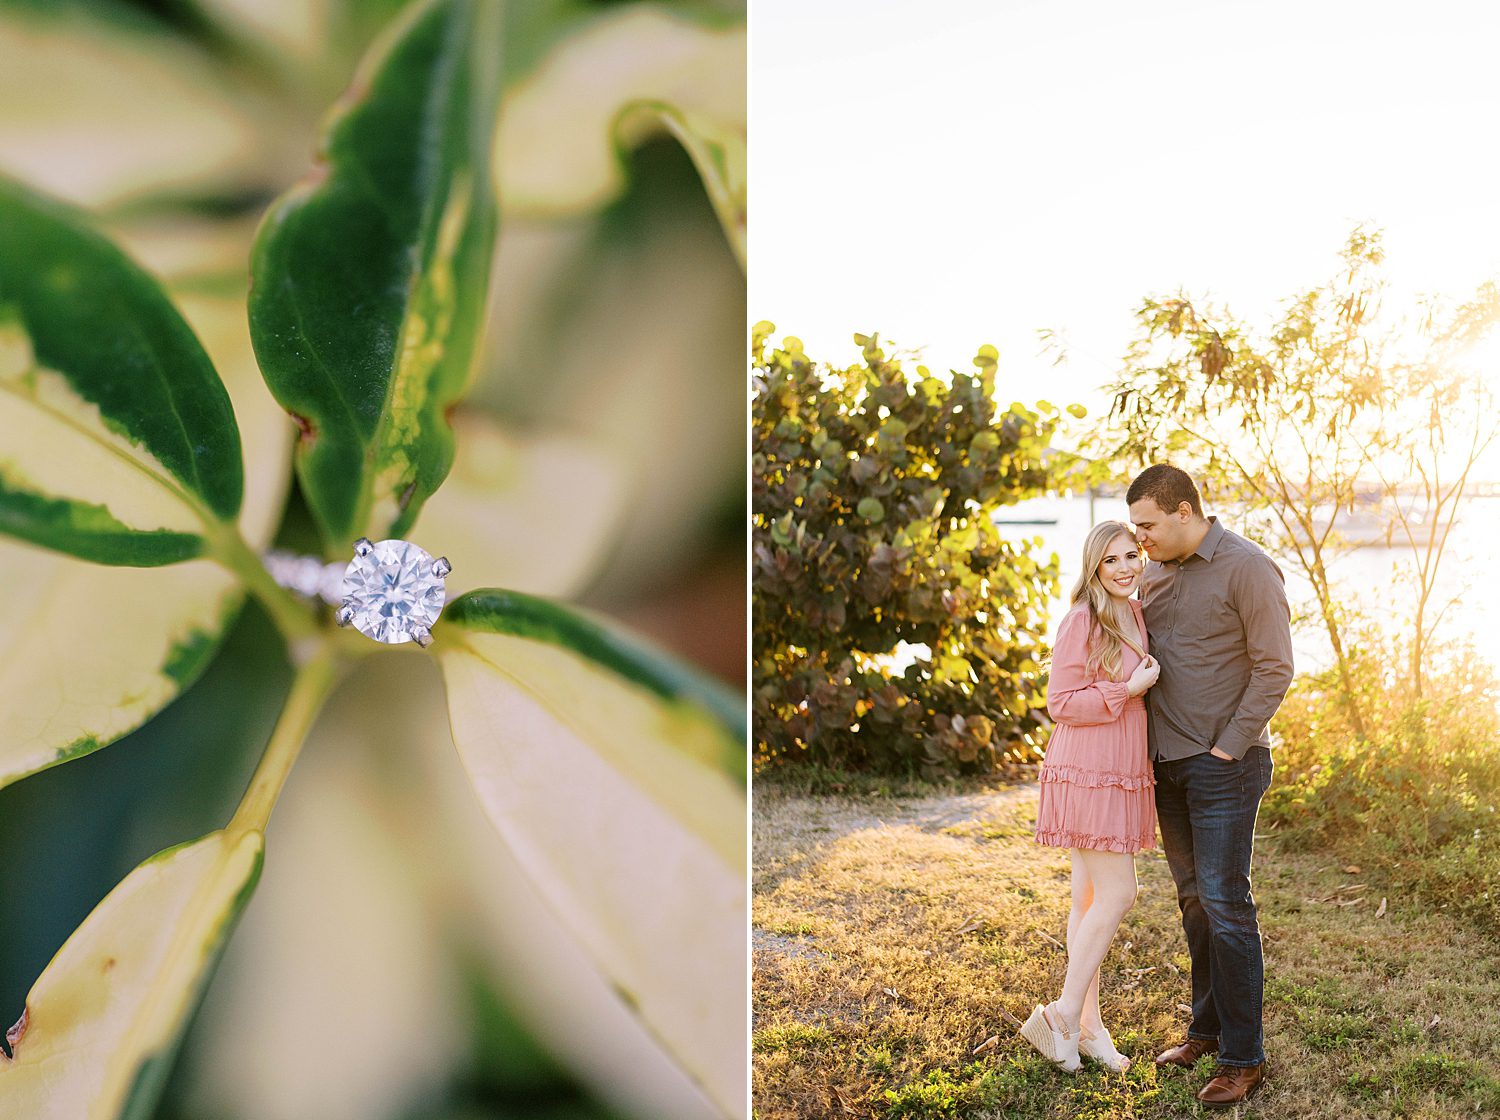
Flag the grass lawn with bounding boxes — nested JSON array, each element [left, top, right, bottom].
[[752, 781, 1500, 1119]]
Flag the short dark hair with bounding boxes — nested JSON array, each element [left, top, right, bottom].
[[1126, 464, 1203, 518]]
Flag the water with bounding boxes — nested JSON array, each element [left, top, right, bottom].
[[997, 494, 1500, 672]]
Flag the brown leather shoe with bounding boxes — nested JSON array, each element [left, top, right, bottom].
[[1154, 1037, 1218, 1067], [1196, 1063, 1266, 1107]]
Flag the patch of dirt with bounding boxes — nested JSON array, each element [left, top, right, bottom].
[[752, 928, 831, 961], [752, 783, 1037, 893]]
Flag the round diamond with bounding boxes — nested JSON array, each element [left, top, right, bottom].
[[340, 539, 447, 644]]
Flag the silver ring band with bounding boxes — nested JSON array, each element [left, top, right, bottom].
[[263, 550, 348, 605]]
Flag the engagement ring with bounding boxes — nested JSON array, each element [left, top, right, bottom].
[[265, 538, 451, 647]]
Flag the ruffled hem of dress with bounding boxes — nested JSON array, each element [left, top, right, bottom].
[[1034, 829, 1155, 854], [1038, 765, 1155, 791]]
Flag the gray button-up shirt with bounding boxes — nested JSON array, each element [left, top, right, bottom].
[[1140, 517, 1295, 761]]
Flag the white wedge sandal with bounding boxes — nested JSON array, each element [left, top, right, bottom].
[[1079, 1025, 1130, 1072], [1018, 1003, 1081, 1073]]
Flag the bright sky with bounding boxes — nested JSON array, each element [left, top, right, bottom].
[[750, 0, 1500, 438]]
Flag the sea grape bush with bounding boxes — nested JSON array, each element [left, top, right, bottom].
[[752, 325, 1070, 777]]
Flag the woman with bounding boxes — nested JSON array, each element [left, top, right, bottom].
[[1018, 520, 1159, 1074]]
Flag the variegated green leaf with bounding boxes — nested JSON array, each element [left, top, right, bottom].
[[411, 409, 627, 600], [249, 0, 502, 551], [496, 7, 745, 217], [179, 654, 727, 1120], [174, 667, 471, 1120], [437, 589, 745, 1118], [0, 292, 293, 791], [616, 101, 745, 266], [0, 0, 275, 76], [477, 149, 746, 593], [0, 175, 243, 565], [0, 12, 281, 211], [0, 827, 264, 1119]]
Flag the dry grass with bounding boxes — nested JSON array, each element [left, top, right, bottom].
[[752, 783, 1500, 1119]]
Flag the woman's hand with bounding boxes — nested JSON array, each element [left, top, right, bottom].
[[1126, 655, 1160, 697]]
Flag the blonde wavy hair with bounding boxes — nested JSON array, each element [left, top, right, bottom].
[[1070, 520, 1146, 681]]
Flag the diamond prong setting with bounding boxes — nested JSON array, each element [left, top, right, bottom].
[[339, 539, 448, 645], [335, 603, 355, 628]]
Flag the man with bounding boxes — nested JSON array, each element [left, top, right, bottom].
[[1126, 464, 1294, 1107]]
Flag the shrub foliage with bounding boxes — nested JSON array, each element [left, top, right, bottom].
[[752, 325, 1068, 775], [1265, 627, 1500, 937]]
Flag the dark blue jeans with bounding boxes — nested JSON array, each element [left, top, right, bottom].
[[1153, 746, 1273, 1067]]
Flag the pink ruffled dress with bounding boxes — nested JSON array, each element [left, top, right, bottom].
[[1034, 601, 1156, 854]]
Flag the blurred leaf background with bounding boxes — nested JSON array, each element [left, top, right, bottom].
[[0, 1, 746, 1117]]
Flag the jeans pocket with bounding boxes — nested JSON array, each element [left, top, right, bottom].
[[1191, 749, 1250, 799]]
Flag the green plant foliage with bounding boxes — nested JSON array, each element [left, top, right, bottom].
[[0, 293, 291, 794], [439, 588, 746, 1116], [0, 827, 264, 1117], [249, 0, 502, 551], [444, 588, 746, 767], [0, 0, 746, 1116], [614, 100, 745, 266], [752, 326, 1062, 776], [1099, 228, 1500, 732], [1264, 624, 1500, 937], [0, 175, 241, 564], [880, 1061, 1018, 1117]]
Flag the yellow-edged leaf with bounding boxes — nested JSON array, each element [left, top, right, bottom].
[[0, 828, 264, 1118], [412, 409, 627, 599], [0, 177, 247, 565], [0, 14, 274, 210], [248, 0, 503, 548], [0, 551, 240, 788], [0, 291, 293, 790], [172, 686, 463, 1120], [475, 211, 745, 592], [497, 8, 745, 217], [177, 655, 719, 1120], [437, 592, 746, 1118], [615, 100, 745, 266]]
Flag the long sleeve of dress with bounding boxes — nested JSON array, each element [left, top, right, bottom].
[[1047, 608, 1133, 727]]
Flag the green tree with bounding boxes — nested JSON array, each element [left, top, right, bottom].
[[752, 326, 1066, 776], [1100, 228, 1499, 734]]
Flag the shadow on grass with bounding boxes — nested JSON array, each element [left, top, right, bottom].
[[753, 781, 1500, 1120]]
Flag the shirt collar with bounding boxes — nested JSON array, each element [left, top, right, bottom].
[[1192, 516, 1225, 563]]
